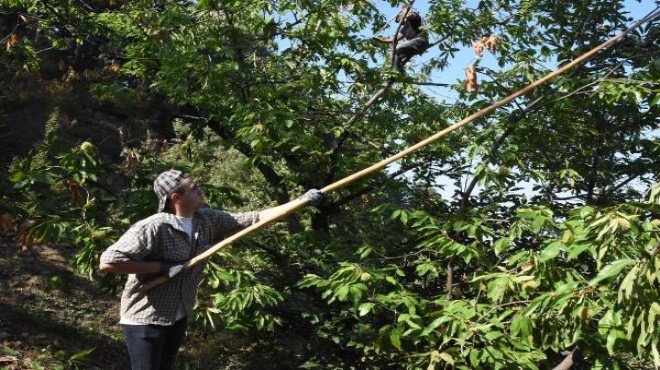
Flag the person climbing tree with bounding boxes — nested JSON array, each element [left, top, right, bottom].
[[375, 5, 429, 72]]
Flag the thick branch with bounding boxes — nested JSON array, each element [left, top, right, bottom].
[[324, 159, 426, 216], [404, 81, 452, 87], [204, 119, 303, 233], [325, 77, 396, 185], [446, 260, 453, 299]]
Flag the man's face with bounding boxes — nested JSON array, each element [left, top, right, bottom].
[[175, 177, 205, 212]]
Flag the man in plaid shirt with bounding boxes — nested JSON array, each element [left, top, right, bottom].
[[100, 169, 322, 370]]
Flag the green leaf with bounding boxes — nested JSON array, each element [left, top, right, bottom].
[[406, 319, 422, 329], [0, 344, 18, 355], [485, 331, 504, 341], [493, 238, 510, 256], [580, 206, 594, 219], [469, 348, 480, 367], [589, 259, 636, 286], [510, 315, 532, 339], [606, 330, 627, 355], [531, 216, 546, 233], [358, 302, 375, 317], [385, 276, 397, 285], [566, 243, 591, 260], [539, 241, 562, 262], [438, 352, 454, 365], [422, 316, 452, 336], [390, 328, 402, 349], [487, 277, 509, 303], [649, 302, 660, 334], [336, 285, 350, 301], [617, 264, 639, 302]]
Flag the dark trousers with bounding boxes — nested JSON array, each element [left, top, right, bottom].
[[394, 37, 429, 72], [121, 317, 188, 370]]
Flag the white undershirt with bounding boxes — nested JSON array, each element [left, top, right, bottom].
[[120, 216, 194, 325], [175, 216, 194, 242]]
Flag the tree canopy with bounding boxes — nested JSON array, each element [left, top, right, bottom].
[[1, 0, 658, 368]]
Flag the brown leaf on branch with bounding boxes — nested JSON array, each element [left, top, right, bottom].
[[64, 66, 77, 83], [472, 39, 485, 58], [62, 178, 87, 205], [122, 149, 140, 173], [107, 62, 121, 73], [484, 34, 498, 54], [472, 34, 499, 57], [6, 33, 18, 52], [0, 213, 14, 235], [465, 65, 478, 92], [18, 220, 38, 248]]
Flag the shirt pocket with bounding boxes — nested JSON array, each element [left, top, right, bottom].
[[151, 228, 192, 262]]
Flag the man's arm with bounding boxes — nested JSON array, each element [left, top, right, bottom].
[[99, 260, 162, 274], [258, 203, 296, 221], [374, 32, 404, 44], [100, 260, 186, 280], [258, 189, 324, 221]]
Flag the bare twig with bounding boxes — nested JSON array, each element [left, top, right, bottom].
[[0, 22, 20, 44]]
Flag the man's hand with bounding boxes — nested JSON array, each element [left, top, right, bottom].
[[300, 189, 324, 206], [159, 262, 186, 279], [372, 36, 392, 44]]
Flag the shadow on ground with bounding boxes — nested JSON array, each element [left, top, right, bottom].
[[0, 243, 127, 369]]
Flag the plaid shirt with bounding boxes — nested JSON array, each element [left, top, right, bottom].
[[100, 208, 259, 325]]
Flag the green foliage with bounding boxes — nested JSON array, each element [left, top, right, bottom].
[[295, 195, 658, 369], [199, 258, 284, 332]]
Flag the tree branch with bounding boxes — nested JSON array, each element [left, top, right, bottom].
[[446, 260, 453, 299], [403, 80, 452, 87], [324, 76, 396, 186]]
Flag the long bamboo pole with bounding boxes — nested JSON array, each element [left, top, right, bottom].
[[138, 9, 660, 293]]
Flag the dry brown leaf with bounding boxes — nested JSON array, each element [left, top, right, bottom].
[[465, 65, 478, 92], [6, 33, 18, 52], [484, 34, 498, 54], [60, 113, 77, 132], [472, 39, 485, 58], [62, 178, 87, 205], [472, 34, 499, 57], [122, 149, 140, 172], [18, 220, 38, 248], [64, 66, 77, 83], [0, 213, 14, 235], [107, 62, 121, 73]]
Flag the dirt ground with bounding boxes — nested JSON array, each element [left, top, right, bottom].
[[0, 242, 128, 369]]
